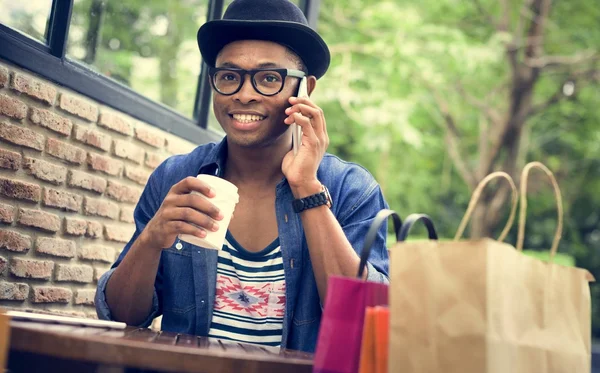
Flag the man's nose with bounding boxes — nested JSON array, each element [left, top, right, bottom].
[[233, 75, 261, 104]]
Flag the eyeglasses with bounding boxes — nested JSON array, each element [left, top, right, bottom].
[[208, 67, 306, 96]]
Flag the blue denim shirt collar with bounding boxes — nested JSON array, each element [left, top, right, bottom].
[[197, 137, 228, 176]]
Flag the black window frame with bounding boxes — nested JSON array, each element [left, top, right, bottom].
[[0, 0, 320, 144]]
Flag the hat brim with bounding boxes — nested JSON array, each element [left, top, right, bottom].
[[197, 20, 330, 79]]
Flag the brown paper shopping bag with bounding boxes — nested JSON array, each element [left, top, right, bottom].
[[388, 164, 594, 373]]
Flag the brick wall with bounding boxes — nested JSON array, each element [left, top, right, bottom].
[[0, 60, 198, 319]]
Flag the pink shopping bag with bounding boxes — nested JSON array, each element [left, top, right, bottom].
[[312, 210, 400, 373]]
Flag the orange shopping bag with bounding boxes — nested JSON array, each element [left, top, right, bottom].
[[358, 306, 389, 373]]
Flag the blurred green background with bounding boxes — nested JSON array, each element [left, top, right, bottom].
[[8, 0, 598, 337]]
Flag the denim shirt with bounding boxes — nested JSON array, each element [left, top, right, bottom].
[[96, 138, 390, 353]]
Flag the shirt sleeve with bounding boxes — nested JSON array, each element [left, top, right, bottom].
[[335, 167, 391, 284], [95, 162, 166, 326], [95, 268, 161, 327]]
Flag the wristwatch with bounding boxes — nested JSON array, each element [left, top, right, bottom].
[[292, 184, 333, 213]]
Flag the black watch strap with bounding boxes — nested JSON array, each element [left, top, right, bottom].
[[292, 185, 332, 213]]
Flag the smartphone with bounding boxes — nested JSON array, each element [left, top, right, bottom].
[[292, 77, 309, 155]]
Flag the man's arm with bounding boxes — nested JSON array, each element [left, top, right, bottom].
[[104, 232, 163, 326], [292, 179, 389, 303], [97, 166, 224, 325], [96, 172, 163, 326], [283, 94, 389, 304]]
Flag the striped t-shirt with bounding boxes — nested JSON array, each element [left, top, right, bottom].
[[208, 231, 286, 347]]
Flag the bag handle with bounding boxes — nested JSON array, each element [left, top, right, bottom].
[[454, 171, 518, 242], [358, 209, 402, 279], [398, 214, 438, 241], [516, 162, 563, 260]]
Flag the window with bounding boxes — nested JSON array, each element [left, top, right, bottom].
[[0, 0, 52, 43], [0, 0, 320, 142], [67, 0, 207, 116]]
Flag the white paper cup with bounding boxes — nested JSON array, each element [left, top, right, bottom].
[[178, 175, 239, 250]]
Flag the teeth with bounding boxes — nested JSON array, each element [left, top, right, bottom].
[[232, 114, 264, 123]]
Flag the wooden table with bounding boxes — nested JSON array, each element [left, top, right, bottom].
[[6, 321, 313, 373]]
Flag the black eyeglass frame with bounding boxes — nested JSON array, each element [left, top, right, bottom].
[[208, 67, 306, 96]]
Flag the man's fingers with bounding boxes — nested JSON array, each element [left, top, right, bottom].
[[170, 176, 215, 197], [289, 96, 318, 109], [165, 180, 224, 221], [285, 103, 326, 135], [175, 193, 223, 220], [168, 220, 207, 239], [165, 207, 221, 232], [290, 113, 316, 139], [286, 103, 319, 119]]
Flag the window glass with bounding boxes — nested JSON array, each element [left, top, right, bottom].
[[67, 0, 208, 117], [0, 0, 52, 43]]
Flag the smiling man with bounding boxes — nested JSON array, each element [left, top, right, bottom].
[[96, 0, 390, 353]]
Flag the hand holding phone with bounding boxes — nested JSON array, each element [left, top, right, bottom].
[[292, 77, 309, 155]]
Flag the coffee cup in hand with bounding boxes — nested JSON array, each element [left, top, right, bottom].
[[178, 175, 239, 250]]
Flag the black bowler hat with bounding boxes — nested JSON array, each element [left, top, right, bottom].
[[197, 0, 330, 79]]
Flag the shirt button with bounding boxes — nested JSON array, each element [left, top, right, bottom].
[[200, 300, 205, 305], [175, 242, 183, 250]]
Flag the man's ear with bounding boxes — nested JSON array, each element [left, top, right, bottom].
[[307, 75, 317, 97]]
